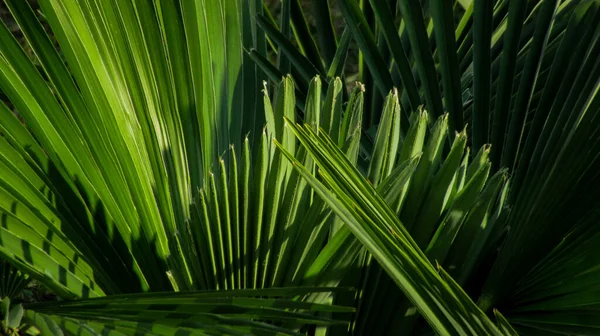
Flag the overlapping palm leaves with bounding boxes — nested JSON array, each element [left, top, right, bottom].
[[0, 0, 355, 333], [256, 0, 600, 334], [20, 288, 355, 335], [276, 80, 510, 335], [276, 100, 509, 334], [0, 0, 599, 335], [0, 1, 509, 335]]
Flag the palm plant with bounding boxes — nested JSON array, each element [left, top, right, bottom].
[[0, 0, 498, 334], [255, 0, 600, 334], [0, 0, 598, 335], [0, 0, 517, 333]]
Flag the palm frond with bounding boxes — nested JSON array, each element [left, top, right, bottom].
[[276, 116, 506, 335]]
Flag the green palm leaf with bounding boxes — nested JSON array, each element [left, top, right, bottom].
[[275, 118, 504, 335]]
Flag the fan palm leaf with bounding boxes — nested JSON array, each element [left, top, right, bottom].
[[0, 0, 356, 333]]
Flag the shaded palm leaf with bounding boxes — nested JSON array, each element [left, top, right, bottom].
[[0, 260, 30, 299], [18, 288, 353, 335]]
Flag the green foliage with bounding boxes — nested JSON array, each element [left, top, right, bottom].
[[0, 0, 501, 332], [1, 297, 28, 336], [19, 288, 353, 335], [277, 119, 504, 335], [257, 0, 600, 334], [276, 85, 509, 334], [0, 0, 599, 335], [0, 261, 30, 299], [0, 0, 356, 333]]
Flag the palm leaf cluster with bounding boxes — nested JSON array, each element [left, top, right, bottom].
[[256, 0, 600, 334], [277, 97, 510, 334], [0, 0, 598, 335]]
